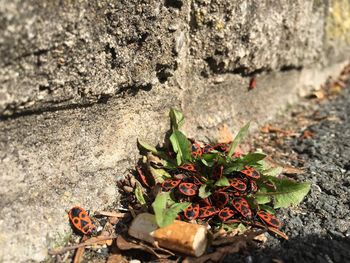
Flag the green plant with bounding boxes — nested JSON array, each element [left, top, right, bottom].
[[134, 109, 310, 235]]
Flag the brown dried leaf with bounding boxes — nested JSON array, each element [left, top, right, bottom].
[[301, 130, 314, 139], [212, 230, 265, 246], [107, 254, 128, 263], [116, 236, 171, 259], [217, 124, 234, 143], [260, 125, 297, 137], [252, 222, 289, 240], [282, 165, 304, 175], [146, 152, 164, 167], [212, 228, 231, 240], [123, 186, 134, 193], [108, 216, 120, 225], [87, 236, 113, 247], [185, 231, 264, 263]]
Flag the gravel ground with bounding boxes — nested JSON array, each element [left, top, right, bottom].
[[225, 87, 350, 263]]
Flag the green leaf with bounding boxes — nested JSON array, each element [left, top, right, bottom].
[[201, 153, 217, 162], [169, 130, 192, 165], [255, 194, 271, 204], [169, 108, 185, 130], [152, 192, 190, 227], [241, 152, 266, 164], [223, 153, 266, 174], [134, 186, 146, 205], [137, 139, 159, 155], [227, 122, 250, 157], [259, 204, 276, 214], [201, 158, 209, 166], [214, 176, 230, 186], [255, 160, 271, 172], [199, 184, 212, 198], [223, 160, 245, 174], [256, 176, 310, 208], [149, 167, 171, 183]]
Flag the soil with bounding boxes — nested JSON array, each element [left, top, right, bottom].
[[224, 85, 350, 262]]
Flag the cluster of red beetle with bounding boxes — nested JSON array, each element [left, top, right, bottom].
[[137, 140, 282, 230]]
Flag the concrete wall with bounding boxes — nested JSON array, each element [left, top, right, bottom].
[[0, 0, 349, 262]]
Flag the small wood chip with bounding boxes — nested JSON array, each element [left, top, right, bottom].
[[73, 235, 88, 263], [94, 211, 126, 218]]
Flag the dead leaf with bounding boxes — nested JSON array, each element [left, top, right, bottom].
[[253, 233, 267, 243], [84, 236, 113, 247], [108, 216, 120, 225], [260, 125, 297, 137], [217, 124, 234, 143], [282, 165, 304, 175], [212, 228, 232, 240], [123, 185, 134, 193], [301, 130, 314, 139], [272, 259, 285, 263], [73, 235, 88, 263], [116, 235, 172, 259], [107, 254, 128, 263], [212, 230, 265, 246], [146, 152, 164, 168], [252, 222, 288, 240], [184, 230, 264, 263]]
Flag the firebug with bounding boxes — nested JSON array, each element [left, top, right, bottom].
[[232, 197, 252, 218], [179, 164, 196, 172], [178, 182, 198, 196], [161, 179, 181, 191], [198, 206, 219, 218], [211, 191, 229, 208], [240, 166, 260, 179], [184, 203, 200, 220], [229, 178, 247, 191], [218, 207, 235, 221], [68, 206, 96, 235], [257, 210, 282, 228]]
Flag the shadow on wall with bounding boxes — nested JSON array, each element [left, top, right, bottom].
[[224, 234, 350, 263]]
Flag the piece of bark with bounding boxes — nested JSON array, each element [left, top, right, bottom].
[[128, 213, 208, 257]]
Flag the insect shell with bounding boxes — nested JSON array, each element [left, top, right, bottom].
[[68, 206, 96, 235], [249, 76, 257, 90]]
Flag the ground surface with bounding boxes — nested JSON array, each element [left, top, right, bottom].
[[48, 81, 350, 263], [225, 86, 350, 262]]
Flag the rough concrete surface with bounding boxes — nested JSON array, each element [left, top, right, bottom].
[[1, 0, 350, 115], [0, 0, 350, 262]]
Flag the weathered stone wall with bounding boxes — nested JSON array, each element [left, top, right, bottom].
[[0, 0, 349, 262]]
